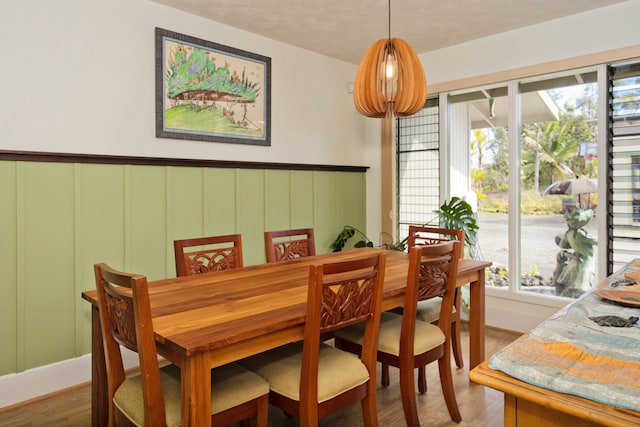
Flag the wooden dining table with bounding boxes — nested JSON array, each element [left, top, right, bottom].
[[82, 248, 491, 426]]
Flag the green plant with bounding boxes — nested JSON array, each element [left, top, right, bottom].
[[331, 225, 374, 252], [437, 197, 479, 252], [331, 197, 479, 256]]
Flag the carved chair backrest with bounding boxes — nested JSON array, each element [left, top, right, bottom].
[[301, 252, 386, 408], [94, 263, 166, 426], [408, 225, 465, 259], [174, 234, 244, 277], [264, 228, 316, 263], [400, 242, 460, 357]]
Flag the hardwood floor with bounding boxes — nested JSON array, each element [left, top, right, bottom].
[[0, 325, 520, 427]]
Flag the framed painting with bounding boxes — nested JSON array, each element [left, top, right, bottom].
[[155, 28, 271, 146]]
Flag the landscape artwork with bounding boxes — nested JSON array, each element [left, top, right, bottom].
[[155, 28, 271, 145]]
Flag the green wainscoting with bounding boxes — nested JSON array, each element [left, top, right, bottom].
[[0, 159, 367, 375]]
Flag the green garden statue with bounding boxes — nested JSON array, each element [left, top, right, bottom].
[[551, 207, 597, 298]]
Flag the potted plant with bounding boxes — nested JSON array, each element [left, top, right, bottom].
[[331, 197, 479, 257]]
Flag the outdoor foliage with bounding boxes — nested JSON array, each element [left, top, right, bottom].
[[473, 85, 598, 214]]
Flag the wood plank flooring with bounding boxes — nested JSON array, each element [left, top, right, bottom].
[[0, 325, 520, 427]]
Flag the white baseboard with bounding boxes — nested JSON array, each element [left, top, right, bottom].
[[0, 350, 139, 410], [460, 305, 544, 333], [485, 306, 547, 333]]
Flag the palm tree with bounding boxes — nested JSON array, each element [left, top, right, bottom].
[[521, 121, 579, 192]]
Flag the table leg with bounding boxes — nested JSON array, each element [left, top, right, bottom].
[[91, 305, 108, 426], [468, 270, 486, 369], [503, 394, 517, 427], [181, 353, 211, 426]]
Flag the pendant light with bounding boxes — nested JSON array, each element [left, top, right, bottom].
[[353, 0, 427, 118]]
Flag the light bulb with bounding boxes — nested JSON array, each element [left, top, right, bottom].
[[385, 54, 395, 79]]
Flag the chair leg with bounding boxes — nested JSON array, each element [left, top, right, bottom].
[[452, 289, 464, 369], [451, 320, 464, 368], [437, 355, 461, 422], [361, 385, 379, 427], [399, 362, 420, 427], [417, 366, 427, 394], [255, 394, 269, 427], [299, 410, 318, 427], [381, 362, 390, 387]]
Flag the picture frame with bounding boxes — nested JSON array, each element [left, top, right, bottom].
[[155, 28, 271, 146]]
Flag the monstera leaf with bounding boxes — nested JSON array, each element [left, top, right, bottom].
[[435, 197, 479, 248]]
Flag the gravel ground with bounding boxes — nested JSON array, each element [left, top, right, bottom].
[[476, 211, 598, 280]]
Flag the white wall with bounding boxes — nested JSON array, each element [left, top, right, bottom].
[[423, 1, 640, 86], [0, 0, 371, 165]]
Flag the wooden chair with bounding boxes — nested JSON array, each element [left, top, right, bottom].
[[335, 242, 462, 426], [264, 228, 316, 263], [241, 252, 387, 427], [94, 263, 269, 427], [408, 225, 465, 369], [174, 234, 243, 277]]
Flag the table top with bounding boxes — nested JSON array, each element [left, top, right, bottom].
[[83, 248, 490, 361]]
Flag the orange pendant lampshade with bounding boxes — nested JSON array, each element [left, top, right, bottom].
[[353, 3, 427, 118], [354, 38, 427, 118]]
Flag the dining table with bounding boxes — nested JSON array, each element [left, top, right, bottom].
[[82, 247, 491, 426]]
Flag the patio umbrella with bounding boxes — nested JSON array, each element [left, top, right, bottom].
[[543, 177, 597, 208]]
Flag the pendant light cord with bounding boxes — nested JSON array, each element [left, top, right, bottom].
[[388, 0, 391, 41]]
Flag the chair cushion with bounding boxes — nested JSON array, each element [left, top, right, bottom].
[[388, 299, 456, 324], [241, 341, 370, 403], [113, 363, 269, 427], [335, 312, 445, 357], [416, 298, 456, 323]]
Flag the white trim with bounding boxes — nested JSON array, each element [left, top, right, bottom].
[[484, 286, 569, 309], [508, 80, 521, 292], [0, 349, 139, 409], [428, 45, 640, 95], [596, 63, 608, 283], [485, 304, 552, 333]]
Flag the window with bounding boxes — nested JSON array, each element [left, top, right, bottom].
[[397, 98, 440, 240], [397, 68, 609, 303], [609, 61, 640, 272], [517, 73, 599, 299]]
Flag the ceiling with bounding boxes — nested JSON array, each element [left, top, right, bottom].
[[152, 0, 626, 64]]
